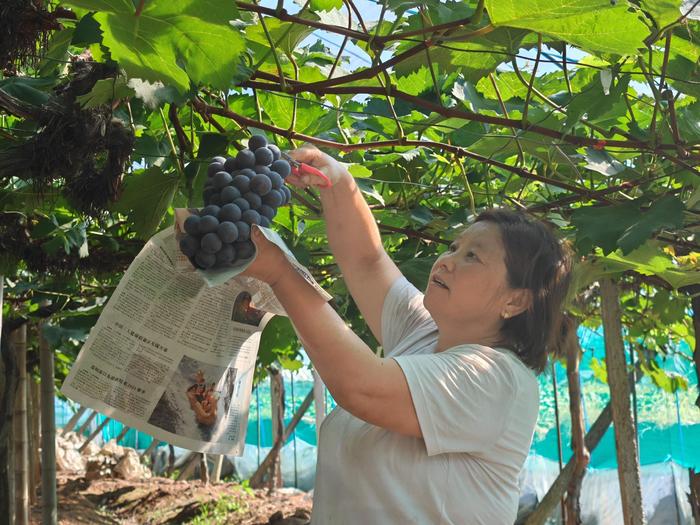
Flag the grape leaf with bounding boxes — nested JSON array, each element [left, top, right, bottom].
[[394, 27, 526, 82], [571, 196, 685, 255], [63, 0, 245, 93], [617, 196, 685, 254], [110, 167, 180, 238], [484, 0, 650, 55]]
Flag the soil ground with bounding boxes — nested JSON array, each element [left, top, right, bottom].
[[29, 472, 313, 524]]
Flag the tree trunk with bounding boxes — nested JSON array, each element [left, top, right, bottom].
[[599, 279, 645, 525], [250, 388, 314, 489], [563, 316, 590, 525], [39, 323, 57, 525], [269, 368, 284, 491], [61, 406, 87, 436], [12, 325, 29, 525], [199, 453, 209, 484]]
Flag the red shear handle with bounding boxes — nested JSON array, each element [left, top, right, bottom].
[[290, 162, 332, 188]]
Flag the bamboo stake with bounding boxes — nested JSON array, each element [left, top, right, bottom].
[[12, 325, 29, 525], [28, 377, 40, 505], [39, 323, 57, 525]]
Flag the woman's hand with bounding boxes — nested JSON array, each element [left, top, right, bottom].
[[240, 225, 290, 287], [286, 144, 349, 189]]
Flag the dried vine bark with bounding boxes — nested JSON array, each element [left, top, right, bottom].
[[563, 315, 590, 525], [599, 279, 644, 525]]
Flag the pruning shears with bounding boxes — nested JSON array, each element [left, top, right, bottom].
[[281, 152, 332, 188]]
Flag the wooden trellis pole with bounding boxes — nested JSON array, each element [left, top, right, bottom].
[[600, 279, 645, 525]]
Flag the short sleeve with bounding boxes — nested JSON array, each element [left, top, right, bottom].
[[392, 347, 516, 456], [381, 277, 434, 356]]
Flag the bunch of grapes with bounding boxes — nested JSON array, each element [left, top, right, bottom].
[[179, 135, 293, 269]]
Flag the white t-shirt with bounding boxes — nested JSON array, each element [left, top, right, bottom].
[[310, 277, 540, 525]]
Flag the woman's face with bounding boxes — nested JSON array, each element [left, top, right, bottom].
[[423, 221, 514, 332]]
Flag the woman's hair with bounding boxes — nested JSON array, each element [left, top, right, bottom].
[[475, 208, 573, 375]]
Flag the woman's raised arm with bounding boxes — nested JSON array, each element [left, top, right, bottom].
[[288, 145, 401, 344]]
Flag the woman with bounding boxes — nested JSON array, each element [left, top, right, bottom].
[[243, 145, 573, 524]]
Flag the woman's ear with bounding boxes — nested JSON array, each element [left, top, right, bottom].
[[504, 288, 533, 318]]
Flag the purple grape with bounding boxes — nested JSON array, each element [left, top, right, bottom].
[[260, 216, 271, 228], [233, 197, 250, 212], [267, 144, 281, 161], [236, 149, 256, 169], [220, 185, 241, 204], [244, 191, 262, 209], [271, 159, 291, 179], [209, 193, 222, 206], [262, 189, 284, 208], [242, 209, 261, 226], [213, 171, 232, 189], [254, 165, 271, 175], [217, 221, 239, 243], [184, 215, 201, 235], [203, 187, 216, 203], [199, 215, 219, 234], [240, 168, 256, 179], [280, 185, 292, 205], [232, 174, 250, 193], [179, 235, 199, 257], [195, 251, 216, 269], [268, 171, 283, 190], [216, 244, 236, 265], [249, 134, 268, 151], [250, 173, 272, 196], [212, 156, 226, 164], [254, 147, 274, 166], [259, 205, 276, 220], [235, 221, 251, 241], [208, 161, 224, 177], [201, 205, 221, 217], [235, 240, 256, 260], [201, 232, 222, 254], [219, 203, 242, 222], [223, 157, 238, 173]]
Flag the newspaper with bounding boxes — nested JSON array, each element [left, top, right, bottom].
[[61, 217, 330, 455]]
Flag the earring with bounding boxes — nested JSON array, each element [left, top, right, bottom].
[[502, 312, 509, 319]]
